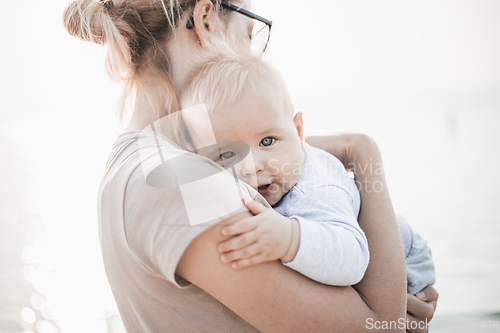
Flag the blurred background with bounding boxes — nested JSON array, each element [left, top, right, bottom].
[[1, 0, 499, 332]]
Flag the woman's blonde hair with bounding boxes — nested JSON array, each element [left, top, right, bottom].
[[63, 0, 237, 122]]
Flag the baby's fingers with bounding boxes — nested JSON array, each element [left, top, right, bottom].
[[231, 253, 267, 269], [221, 241, 261, 264], [243, 197, 268, 216], [221, 217, 258, 237], [218, 230, 258, 253]]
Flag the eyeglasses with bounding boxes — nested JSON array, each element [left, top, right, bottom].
[[186, 1, 272, 55]]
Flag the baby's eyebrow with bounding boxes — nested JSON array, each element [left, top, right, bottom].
[[255, 125, 285, 137]]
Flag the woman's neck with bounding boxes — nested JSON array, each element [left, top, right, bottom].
[[125, 78, 167, 132], [125, 65, 185, 132], [125, 29, 198, 132]]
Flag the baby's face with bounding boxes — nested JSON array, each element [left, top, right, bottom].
[[206, 96, 304, 206]]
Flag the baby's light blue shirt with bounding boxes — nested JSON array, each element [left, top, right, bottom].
[[274, 144, 435, 293]]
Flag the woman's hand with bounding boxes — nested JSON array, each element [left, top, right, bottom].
[[406, 285, 439, 333], [217, 198, 297, 269]]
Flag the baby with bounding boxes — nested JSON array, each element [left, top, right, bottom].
[[180, 54, 369, 286]]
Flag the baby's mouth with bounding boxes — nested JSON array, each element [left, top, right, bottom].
[[257, 183, 274, 195]]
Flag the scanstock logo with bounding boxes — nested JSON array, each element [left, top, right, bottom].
[[138, 104, 259, 226]]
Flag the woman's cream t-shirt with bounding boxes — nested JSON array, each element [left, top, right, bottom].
[[98, 131, 267, 332]]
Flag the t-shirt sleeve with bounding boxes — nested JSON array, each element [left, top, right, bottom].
[[123, 149, 268, 288], [281, 185, 370, 286]]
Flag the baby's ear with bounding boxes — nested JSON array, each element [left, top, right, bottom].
[[293, 112, 304, 142]]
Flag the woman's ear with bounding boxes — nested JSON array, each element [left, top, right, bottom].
[[193, 0, 216, 46], [293, 112, 304, 142]]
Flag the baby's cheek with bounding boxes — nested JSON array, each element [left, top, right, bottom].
[[280, 163, 302, 189]]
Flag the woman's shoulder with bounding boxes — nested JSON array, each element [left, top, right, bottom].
[[100, 130, 213, 192], [98, 130, 217, 285]]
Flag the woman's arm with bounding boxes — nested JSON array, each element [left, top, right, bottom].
[[322, 134, 407, 319], [178, 211, 376, 332], [177, 134, 407, 332], [306, 134, 438, 332]]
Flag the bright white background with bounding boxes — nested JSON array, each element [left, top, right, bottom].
[[1, 1, 499, 332]]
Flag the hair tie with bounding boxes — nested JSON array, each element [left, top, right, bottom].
[[102, 0, 114, 11]]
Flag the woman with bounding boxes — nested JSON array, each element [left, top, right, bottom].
[[64, 0, 438, 332]]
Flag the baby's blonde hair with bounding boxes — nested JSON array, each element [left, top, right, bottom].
[[180, 53, 294, 116]]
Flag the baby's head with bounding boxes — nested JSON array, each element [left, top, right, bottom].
[[180, 54, 304, 206]]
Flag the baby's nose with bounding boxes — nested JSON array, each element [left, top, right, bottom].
[[239, 152, 258, 176], [236, 151, 263, 184]]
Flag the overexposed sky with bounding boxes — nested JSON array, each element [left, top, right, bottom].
[[1, 1, 499, 122], [258, 0, 500, 113]]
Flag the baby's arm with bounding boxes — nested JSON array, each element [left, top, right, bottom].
[[218, 187, 369, 286], [279, 185, 369, 286]]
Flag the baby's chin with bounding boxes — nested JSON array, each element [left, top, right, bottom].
[[265, 197, 279, 207], [263, 191, 284, 207]]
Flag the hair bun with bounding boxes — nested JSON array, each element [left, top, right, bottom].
[[63, 0, 135, 80], [63, 0, 111, 44]]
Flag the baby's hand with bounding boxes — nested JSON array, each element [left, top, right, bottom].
[[217, 198, 293, 269]]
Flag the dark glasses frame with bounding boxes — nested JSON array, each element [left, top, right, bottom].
[[219, 2, 272, 29], [186, 1, 272, 53]]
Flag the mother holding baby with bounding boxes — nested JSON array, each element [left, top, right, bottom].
[[64, 0, 438, 332]]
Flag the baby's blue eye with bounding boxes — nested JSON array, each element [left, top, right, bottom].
[[220, 151, 236, 160], [260, 137, 275, 147]]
